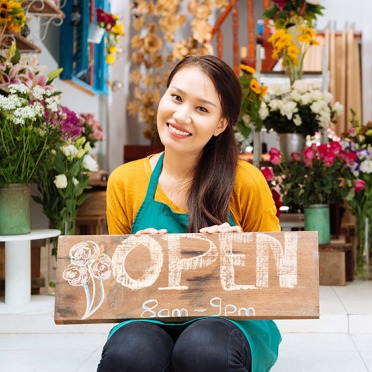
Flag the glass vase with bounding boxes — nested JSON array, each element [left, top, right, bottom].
[[355, 213, 372, 280], [47, 220, 76, 295]]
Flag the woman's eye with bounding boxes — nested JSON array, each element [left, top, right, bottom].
[[197, 106, 208, 113], [171, 94, 182, 102]]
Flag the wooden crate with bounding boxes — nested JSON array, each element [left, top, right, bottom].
[[319, 241, 353, 286]]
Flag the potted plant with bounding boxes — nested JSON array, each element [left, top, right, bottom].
[[339, 110, 372, 278], [0, 43, 62, 234], [267, 141, 351, 244], [263, 0, 325, 83], [262, 80, 343, 160]]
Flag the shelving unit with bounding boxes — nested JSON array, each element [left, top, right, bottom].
[[2, 0, 65, 53]]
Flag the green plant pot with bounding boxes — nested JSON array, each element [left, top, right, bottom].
[[0, 184, 31, 235], [304, 204, 330, 245]]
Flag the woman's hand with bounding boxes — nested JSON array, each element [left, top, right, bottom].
[[135, 228, 168, 235], [199, 222, 242, 234]]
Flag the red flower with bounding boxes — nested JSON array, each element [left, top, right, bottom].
[[261, 167, 274, 181], [273, 0, 288, 10], [271, 189, 283, 217]]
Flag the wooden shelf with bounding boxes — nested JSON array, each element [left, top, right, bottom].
[[2, 31, 41, 53], [24, 0, 65, 18]]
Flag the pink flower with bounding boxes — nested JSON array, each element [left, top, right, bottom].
[[291, 152, 301, 161], [354, 179, 366, 192], [261, 167, 274, 181], [269, 147, 281, 165], [303, 146, 315, 160]]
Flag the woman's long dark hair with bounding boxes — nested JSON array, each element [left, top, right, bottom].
[[166, 55, 242, 232]]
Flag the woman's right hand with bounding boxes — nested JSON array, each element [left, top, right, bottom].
[[135, 228, 168, 235]]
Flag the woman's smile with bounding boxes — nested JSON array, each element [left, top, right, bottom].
[[167, 123, 192, 137]]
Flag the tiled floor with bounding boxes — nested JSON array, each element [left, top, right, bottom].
[[0, 280, 371, 371]]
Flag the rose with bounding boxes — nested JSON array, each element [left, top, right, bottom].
[[354, 179, 366, 192], [62, 265, 90, 286], [260, 167, 274, 181], [69, 241, 100, 266], [273, 0, 287, 10]]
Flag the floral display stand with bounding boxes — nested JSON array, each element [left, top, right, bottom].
[[0, 229, 60, 305]]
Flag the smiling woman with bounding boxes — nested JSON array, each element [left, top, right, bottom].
[[100, 55, 282, 372]]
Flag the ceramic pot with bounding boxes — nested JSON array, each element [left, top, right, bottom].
[[304, 204, 330, 245]]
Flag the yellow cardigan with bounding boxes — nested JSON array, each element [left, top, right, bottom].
[[106, 155, 280, 234]]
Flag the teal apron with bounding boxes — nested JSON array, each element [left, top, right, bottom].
[[109, 153, 281, 371]]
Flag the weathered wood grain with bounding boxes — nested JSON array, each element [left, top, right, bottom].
[[55, 231, 319, 324]]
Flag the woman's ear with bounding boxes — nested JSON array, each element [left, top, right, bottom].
[[214, 118, 228, 136]]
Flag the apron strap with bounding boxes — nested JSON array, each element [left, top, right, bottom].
[[145, 152, 164, 201]]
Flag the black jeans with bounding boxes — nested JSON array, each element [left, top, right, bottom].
[[97, 318, 252, 372]]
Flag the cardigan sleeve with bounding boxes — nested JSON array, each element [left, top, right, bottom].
[[230, 160, 281, 233]]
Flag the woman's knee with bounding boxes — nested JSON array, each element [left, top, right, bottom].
[[97, 322, 174, 372], [172, 318, 251, 372]]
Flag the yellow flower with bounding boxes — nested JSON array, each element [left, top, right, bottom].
[[108, 46, 117, 54], [250, 78, 261, 95], [112, 23, 124, 36], [240, 64, 256, 75], [106, 54, 115, 65]]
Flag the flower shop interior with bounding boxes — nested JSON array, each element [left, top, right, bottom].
[[1, 1, 372, 371]]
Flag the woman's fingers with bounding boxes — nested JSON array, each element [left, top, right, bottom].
[[135, 228, 168, 235], [199, 223, 241, 233]]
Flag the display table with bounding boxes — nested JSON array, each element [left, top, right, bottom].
[[0, 229, 60, 305]]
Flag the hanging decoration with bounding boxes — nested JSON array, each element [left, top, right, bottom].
[[127, 0, 228, 139]]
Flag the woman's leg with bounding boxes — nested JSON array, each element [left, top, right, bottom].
[[172, 318, 251, 372], [97, 322, 174, 372]]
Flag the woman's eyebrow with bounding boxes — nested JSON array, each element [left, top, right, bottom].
[[170, 85, 217, 107]]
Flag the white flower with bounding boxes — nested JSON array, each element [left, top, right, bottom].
[[300, 93, 312, 105], [333, 102, 344, 116], [292, 80, 308, 94], [242, 114, 251, 125], [54, 174, 68, 189], [61, 144, 79, 158], [293, 114, 302, 126], [72, 177, 79, 186], [310, 101, 325, 114], [270, 83, 290, 96], [258, 101, 269, 120], [268, 99, 283, 111], [83, 154, 98, 172], [309, 89, 323, 102], [289, 90, 301, 102], [280, 101, 298, 120], [360, 160, 372, 174], [322, 90, 333, 103], [8, 83, 29, 95], [32, 86, 47, 100]]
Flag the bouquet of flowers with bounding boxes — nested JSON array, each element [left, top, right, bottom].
[[236, 64, 268, 146], [0, 43, 62, 187], [79, 112, 105, 148], [96, 8, 125, 65], [33, 106, 99, 242], [263, 0, 325, 29], [0, 0, 26, 40], [267, 141, 351, 210], [263, 0, 325, 83], [338, 111, 372, 275], [262, 79, 344, 136]]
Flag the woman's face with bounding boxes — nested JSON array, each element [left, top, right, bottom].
[[157, 66, 228, 156]]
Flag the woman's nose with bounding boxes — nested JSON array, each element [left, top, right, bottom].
[[172, 106, 192, 124]]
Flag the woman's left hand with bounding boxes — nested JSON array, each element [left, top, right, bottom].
[[199, 222, 242, 234]]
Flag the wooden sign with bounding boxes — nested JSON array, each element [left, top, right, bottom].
[[55, 231, 319, 324]]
